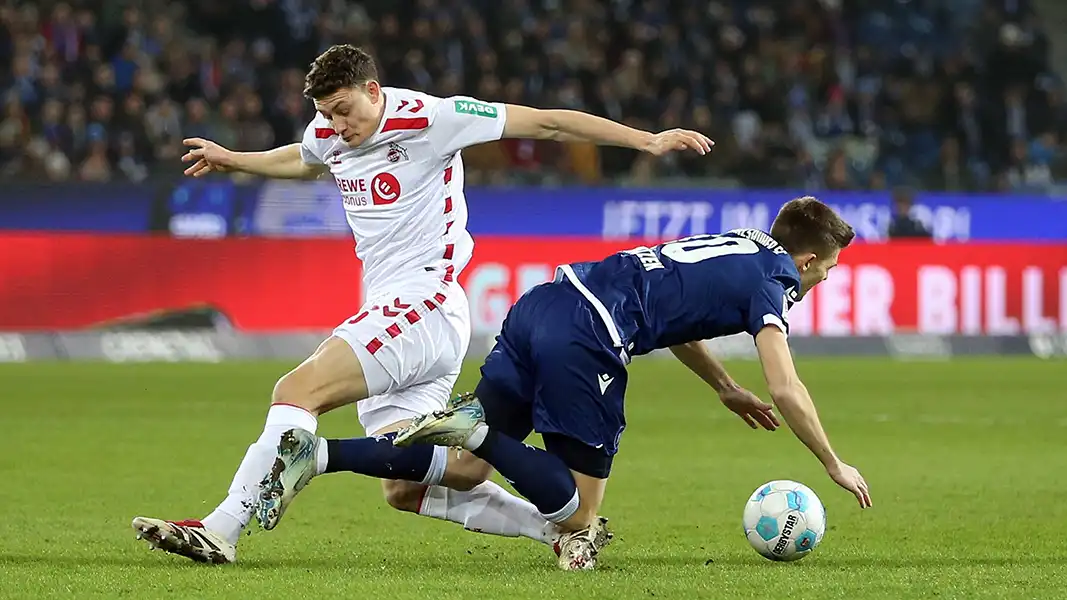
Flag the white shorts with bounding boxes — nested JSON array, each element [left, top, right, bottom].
[[331, 270, 470, 434]]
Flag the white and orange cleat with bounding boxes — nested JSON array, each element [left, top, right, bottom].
[[131, 517, 236, 564], [553, 516, 613, 571]]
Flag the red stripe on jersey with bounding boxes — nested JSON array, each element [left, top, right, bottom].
[[444, 166, 453, 184], [366, 338, 383, 354], [385, 324, 402, 339], [434, 292, 447, 304], [315, 128, 337, 139], [445, 221, 453, 233], [443, 244, 454, 260], [424, 300, 438, 311], [444, 265, 455, 282], [382, 117, 429, 132], [444, 196, 452, 213], [404, 310, 421, 324]]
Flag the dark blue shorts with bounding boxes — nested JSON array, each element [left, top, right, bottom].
[[478, 281, 628, 477]]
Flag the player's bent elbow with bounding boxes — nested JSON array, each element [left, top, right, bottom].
[[767, 385, 802, 410]]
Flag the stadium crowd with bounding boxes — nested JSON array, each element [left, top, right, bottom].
[[0, 0, 1061, 192]]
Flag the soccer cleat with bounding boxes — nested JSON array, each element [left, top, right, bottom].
[[393, 392, 485, 448], [255, 428, 319, 531], [554, 516, 614, 571], [131, 517, 236, 564]]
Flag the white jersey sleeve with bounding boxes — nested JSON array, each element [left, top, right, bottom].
[[299, 117, 331, 165], [427, 96, 508, 157]]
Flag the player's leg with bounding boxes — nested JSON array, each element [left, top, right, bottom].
[[252, 279, 472, 531], [538, 433, 615, 570], [394, 389, 617, 570], [302, 376, 559, 545], [134, 279, 456, 561], [132, 335, 370, 563], [253, 282, 557, 545], [373, 377, 558, 546], [378, 451, 558, 546]]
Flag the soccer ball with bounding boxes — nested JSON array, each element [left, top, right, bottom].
[[742, 480, 826, 562]]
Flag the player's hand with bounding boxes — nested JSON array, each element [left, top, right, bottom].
[[641, 129, 714, 156], [827, 461, 872, 508], [718, 386, 779, 431], [182, 138, 237, 177]]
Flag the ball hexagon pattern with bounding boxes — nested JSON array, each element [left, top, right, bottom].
[[742, 480, 826, 562]]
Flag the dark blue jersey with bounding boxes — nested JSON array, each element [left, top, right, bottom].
[[557, 230, 801, 357]]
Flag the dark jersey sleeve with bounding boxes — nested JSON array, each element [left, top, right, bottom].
[[746, 278, 793, 337]]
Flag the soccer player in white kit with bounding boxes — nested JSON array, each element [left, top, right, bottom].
[[131, 44, 713, 565]]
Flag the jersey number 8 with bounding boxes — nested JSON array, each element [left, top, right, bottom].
[[660, 234, 760, 264]]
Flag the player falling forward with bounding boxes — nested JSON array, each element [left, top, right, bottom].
[[391, 197, 874, 570], [131, 44, 713, 564]]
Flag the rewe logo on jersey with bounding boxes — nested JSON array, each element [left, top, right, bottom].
[[454, 100, 497, 118], [371, 172, 401, 206]]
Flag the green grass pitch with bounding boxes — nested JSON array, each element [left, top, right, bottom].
[[0, 358, 1065, 599]]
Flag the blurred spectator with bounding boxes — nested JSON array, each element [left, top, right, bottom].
[[887, 187, 932, 240], [0, 0, 1062, 191]]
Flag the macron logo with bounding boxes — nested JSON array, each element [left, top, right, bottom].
[[454, 100, 498, 117], [598, 373, 614, 395]]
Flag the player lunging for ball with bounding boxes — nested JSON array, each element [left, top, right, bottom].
[[131, 44, 713, 564], [389, 197, 874, 570]]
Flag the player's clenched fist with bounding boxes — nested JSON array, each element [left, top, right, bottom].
[[182, 138, 237, 177], [827, 461, 872, 508], [641, 129, 715, 156]]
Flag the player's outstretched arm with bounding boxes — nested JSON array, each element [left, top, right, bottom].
[[502, 105, 713, 156], [669, 341, 779, 431], [182, 139, 327, 180], [754, 326, 873, 508]]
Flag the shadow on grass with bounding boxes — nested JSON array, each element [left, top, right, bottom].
[[4, 552, 1064, 572], [0, 550, 552, 572], [691, 555, 1067, 569]]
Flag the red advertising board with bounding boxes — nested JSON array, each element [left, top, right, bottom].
[[0, 234, 361, 330], [1, 233, 1065, 335]]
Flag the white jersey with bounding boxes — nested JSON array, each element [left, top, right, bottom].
[[299, 87, 507, 291]]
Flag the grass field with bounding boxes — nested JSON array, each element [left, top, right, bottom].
[[1, 358, 1065, 599]]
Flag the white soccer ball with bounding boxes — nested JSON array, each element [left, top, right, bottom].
[[742, 480, 826, 562]]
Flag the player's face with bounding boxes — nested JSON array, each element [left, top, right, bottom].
[[796, 248, 840, 297], [313, 81, 384, 147]]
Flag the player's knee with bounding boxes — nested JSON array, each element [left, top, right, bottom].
[[382, 480, 426, 513], [271, 337, 369, 416], [271, 370, 315, 413]]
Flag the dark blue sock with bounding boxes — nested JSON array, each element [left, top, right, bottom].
[[324, 433, 434, 482], [472, 430, 578, 521]]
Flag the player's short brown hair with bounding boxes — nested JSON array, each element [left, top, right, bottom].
[[769, 196, 855, 257], [303, 45, 379, 100]]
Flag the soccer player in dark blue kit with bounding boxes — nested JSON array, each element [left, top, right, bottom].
[[393, 196, 874, 570]]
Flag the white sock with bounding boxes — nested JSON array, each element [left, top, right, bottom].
[[315, 437, 329, 476], [418, 481, 558, 546], [202, 404, 318, 546]]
